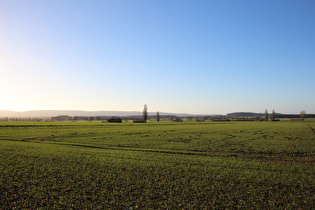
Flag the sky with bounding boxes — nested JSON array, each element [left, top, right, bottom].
[[0, 0, 314, 115]]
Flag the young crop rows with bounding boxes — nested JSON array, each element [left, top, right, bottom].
[[0, 121, 314, 208]]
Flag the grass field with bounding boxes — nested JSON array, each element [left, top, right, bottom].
[[0, 120, 314, 209]]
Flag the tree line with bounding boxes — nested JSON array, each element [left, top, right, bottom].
[[0, 105, 312, 122]]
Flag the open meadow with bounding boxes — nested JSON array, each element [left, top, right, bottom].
[[0, 120, 314, 209]]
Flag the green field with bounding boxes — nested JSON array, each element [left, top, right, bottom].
[[0, 120, 314, 209]]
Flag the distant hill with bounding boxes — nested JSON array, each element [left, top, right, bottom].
[[0, 110, 201, 118], [1, 110, 312, 119], [226, 112, 313, 118], [226, 112, 282, 117]]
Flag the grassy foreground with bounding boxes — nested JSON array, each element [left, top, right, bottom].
[[0, 121, 314, 209]]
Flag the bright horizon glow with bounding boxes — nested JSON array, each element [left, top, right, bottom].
[[1, 0, 315, 115]]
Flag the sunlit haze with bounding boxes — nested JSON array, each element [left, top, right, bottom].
[[1, 0, 314, 114]]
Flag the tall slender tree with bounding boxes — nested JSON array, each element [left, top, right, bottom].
[[157, 111, 160, 122], [271, 109, 275, 121], [264, 109, 268, 121], [143, 104, 148, 123]]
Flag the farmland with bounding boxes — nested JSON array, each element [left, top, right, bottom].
[[0, 120, 314, 209]]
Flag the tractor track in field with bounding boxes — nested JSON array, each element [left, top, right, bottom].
[[306, 123, 315, 163], [1, 138, 314, 164], [307, 123, 315, 135]]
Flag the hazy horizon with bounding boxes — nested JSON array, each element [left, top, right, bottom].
[[1, 0, 314, 114], [0, 108, 309, 117]]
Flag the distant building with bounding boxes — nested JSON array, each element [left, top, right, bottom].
[[107, 117, 122, 123], [51, 115, 72, 121], [171, 117, 182, 122]]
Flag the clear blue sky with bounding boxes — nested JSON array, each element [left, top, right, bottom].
[[1, 0, 314, 114]]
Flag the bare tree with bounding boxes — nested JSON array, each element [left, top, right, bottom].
[[265, 109, 268, 121], [300, 111, 306, 121], [271, 109, 275, 121], [143, 104, 148, 123], [157, 111, 160, 122]]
